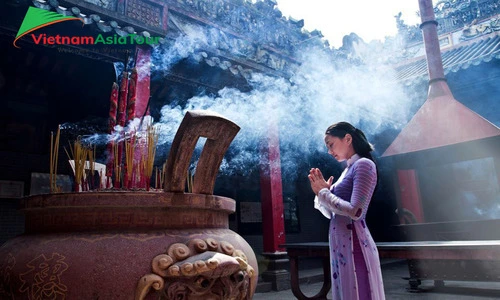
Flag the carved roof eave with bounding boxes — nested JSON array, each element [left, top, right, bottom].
[[167, 6, 300, 60], [165, 9, 296, 79], [393, 31, 500, 86], [400, 0, 500, 45], [34, 0, 167, 44], [31, 0, 297, 80], [164, 1, 310, 56]]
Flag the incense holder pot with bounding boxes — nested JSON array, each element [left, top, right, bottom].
[[0, 192, 257, 299], [0, 111, 258, 299]]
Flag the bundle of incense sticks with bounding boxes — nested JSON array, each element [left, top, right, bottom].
[[113, 140, 121, 188], [65, 139, 92, 192], [79, 67, 161, 191], [88, 145, 96, 190], [143, 125, 158, 190], [155, 161, 167, 190], [124, 133, 136, 189], [49, 125, 61, 193]]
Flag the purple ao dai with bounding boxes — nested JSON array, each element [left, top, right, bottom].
[[315, 154, 385, 300]]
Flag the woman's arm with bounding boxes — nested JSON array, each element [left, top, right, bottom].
[[317, 160, 376, 220]]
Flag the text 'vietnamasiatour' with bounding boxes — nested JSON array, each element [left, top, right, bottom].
[[30, 33, 161, 46]]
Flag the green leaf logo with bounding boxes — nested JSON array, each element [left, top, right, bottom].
[[13, 6, 83, 48]]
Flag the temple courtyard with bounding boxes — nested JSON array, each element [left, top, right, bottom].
[[254, 258, 500, 299]]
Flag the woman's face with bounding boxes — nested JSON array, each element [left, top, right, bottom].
[[324, 134, 353, 162]]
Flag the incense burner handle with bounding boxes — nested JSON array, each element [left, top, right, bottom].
[[163, 110, 240, 194]]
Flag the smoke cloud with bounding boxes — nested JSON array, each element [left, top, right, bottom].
[[63, 22, 419, 182], [151, 29, 416, 179]]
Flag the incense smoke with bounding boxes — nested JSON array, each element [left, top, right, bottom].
[[71, 19, 418, 182], [149, 26, 417, 179]]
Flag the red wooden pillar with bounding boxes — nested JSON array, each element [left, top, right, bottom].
[[259, 121, 290, 291], [396, 169, 424, 224], [259, 121, 286, 253]]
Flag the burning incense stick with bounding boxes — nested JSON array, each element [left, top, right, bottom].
[[144, 126, 158, 190], [159, 161, 167, 189], [49, 125, 61, 193], [155, 167, 159, 189], [124, 133, 136, 189], [113, 141, 121, 188], [88, 145, 96, 190]]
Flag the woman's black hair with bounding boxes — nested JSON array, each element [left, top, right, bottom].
[[325, 122, 375, 162]]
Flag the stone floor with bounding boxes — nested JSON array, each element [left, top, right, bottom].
[[253, 259, 500, 299]]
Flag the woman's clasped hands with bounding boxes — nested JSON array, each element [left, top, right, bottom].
[[308, 168, 334, 195]]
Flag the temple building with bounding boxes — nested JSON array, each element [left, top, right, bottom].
[[382, 0, 500, 241], [0, 0, 499, 292]]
